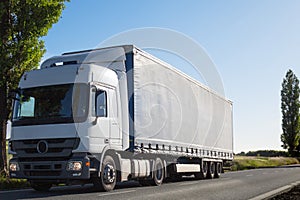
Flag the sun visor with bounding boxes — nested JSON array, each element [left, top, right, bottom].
[[41, 47, 126, 72]]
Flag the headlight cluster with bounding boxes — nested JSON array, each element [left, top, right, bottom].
[[67, 161, 82, 171], [9, 162, 19, 171]]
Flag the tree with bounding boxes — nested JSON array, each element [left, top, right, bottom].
[[281, 69, 300, 156], [0, 0, 68, 173]]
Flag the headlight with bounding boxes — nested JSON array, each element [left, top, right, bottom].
[[67, 161, 82, 171], [9, 162, 19, 171]]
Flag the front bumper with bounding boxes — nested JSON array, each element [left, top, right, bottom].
[[9, 155, 91, 180]]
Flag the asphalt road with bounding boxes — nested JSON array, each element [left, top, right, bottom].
[[1, 166, 300, 200]]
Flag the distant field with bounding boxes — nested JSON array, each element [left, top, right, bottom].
[[231, 156, 300, 171]]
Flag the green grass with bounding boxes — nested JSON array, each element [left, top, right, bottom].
[[0, 175, 29, 190], [231, 156, 300, 171]]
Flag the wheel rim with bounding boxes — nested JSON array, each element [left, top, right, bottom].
[[156, 162, 163, 180], [153, 158, 164, 185], [103, 164, 116, 184]]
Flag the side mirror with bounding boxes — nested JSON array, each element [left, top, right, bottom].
[[8, 88, 21, 100]]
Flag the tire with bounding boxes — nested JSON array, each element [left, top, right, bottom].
[[150, 157, 164, 186], [214, 162, 222, 178], [195, 160, 208, 180], [93, 155, 117, 191], [30, 181, 52, 192], [206, 162, 215, 179]]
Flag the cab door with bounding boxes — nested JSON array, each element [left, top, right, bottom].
[[91, 86, 110, 146], [107, 88, 121, 146]]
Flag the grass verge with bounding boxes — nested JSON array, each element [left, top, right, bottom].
[[0, 176, 29, 190], [231, 156, 300, 171]]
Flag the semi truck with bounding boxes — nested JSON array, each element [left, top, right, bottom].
[[8, 45, 233, 192]]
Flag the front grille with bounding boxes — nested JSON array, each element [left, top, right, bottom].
[[12, 138, 80, 160], [33, 165, 51, 170], [24, 148, 64, 154], [12, 138, 80, 178], [24, 171, 61, 177], [19, 157, 67, 162], [21, 161, 65, 178], [22, 138, 66, 144]]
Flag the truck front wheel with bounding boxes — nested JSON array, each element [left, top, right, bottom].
[[94, 155, 117, 191]]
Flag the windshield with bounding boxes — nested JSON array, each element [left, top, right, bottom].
[[12, 83, 89, 126]]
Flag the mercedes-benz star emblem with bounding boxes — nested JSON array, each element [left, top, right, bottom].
[[37, 140, 48, 154]]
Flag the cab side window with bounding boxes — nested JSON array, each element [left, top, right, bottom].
[[96, 90, 107, 117]]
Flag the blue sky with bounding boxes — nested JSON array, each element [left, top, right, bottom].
[[41, 0, 300, 153]]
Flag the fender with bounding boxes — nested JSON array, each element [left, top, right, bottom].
[[98, 145, 121, 178]]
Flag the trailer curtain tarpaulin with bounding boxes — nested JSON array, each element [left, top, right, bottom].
[[133, 50, 233, 153]]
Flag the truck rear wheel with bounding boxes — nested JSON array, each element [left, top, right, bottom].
[[93, 155, 117, 191], [151, 157, 164, 186], [30, 181, 52, 192]]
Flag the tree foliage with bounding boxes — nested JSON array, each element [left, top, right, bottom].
[[0, 0, 68, 172], [280, 69, 300, 156]]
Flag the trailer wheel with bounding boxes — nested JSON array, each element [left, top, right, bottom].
[[151, 157, 164, 186], [206, 162, 215, 179], [93, 155, 117, 191], [214, 162, 222, 178], [195, 160, 207, 180], [30, 181, 52, 192]]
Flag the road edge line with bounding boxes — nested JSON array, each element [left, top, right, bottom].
[[248, 181, 300, 200]]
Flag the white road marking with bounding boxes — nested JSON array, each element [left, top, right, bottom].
[[246, 174, 253, 177], [98, 189, 136, 197], [248, 180, 300, 200]]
